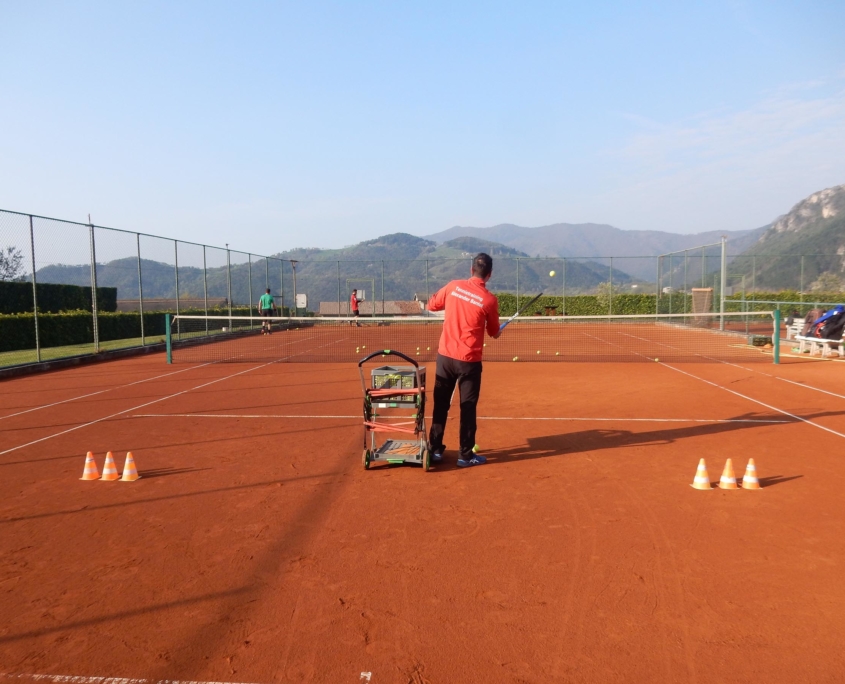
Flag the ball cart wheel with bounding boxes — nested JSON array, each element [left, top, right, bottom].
[[422, 448, 430, 472], [363, 449, 371, 469]]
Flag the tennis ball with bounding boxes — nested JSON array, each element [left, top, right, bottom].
[[512, 356, 518, 361], [555, 351, 559, 356], [427, 346, 430, 350], [537, 350, 541, 354], [655, 358, 660, 362], [549, 270, 556, 277], [472, 444, 480, 453]]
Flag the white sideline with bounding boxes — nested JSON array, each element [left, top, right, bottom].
[[0, 363, 213, 421], [0, 362, 274, 456], [130, 412, 791, 424], [0, 674, 261, 684]]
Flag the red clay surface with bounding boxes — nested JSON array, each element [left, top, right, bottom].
[[2, 351, 845, 683]]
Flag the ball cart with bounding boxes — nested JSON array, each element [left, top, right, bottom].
[[358, 350, 430, 471]]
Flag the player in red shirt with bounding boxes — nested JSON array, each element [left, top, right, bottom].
[[350, 289, 361, 327], [427, 253, 500, 467]]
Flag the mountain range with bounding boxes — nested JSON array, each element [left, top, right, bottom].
[[25, 183, 845, 306]]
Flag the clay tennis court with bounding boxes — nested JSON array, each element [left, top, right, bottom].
[[2, 330, 845, 682]]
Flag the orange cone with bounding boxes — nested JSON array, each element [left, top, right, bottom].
[[120, 452, 140, 482], [79, 451, 99, 481], [741, 458, 761, 490], [100, 451, 119, 481], [690, 458, 712, 490], [718, 458, 738, 490]]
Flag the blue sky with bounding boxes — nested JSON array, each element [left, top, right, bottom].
[[1, 0, 844, 252]]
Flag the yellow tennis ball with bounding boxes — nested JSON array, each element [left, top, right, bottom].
[[536, 350, 541, 354], [655, 358, 659, 362], [472, 444, 480, 453], [549, 270, 556, 277], [555, 352, 559, 356], [427, 347, 430, 350], [512, 356, 518, 361]]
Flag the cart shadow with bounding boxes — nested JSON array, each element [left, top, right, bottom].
[[140, 466, 211, 479]]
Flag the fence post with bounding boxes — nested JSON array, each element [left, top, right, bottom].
[[280, 260, 285, 316], [773, 309, 781, 365], [174, 241, 180, 339], [248, 254, 253, 326], [165, 314, 172, 364], [655, 256, 660, 314], [719, 236, 727, 330], [609, 257, 613, 315], [137, 233, 145, 346], [669, 255, 673, 316], [202, 245, 209, 335], [425, 259, 429, 303], [89, 222, 100, 352], [29, 215, 41, 362], [337, 260, 340, 317], [800, 256, 804, 303], [684, 250, 688, 313], [381, 260, 385, 316], [562, 258, 566, 315], [226, 245, 233, 326], [516, 258, 520, 311]]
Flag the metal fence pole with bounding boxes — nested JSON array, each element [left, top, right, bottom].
[[562, 258, 566, 315], [336, 261, 340, 317], [29, 215, 41, 362], [174, 240, 180, 320], [655, 256, 660, 314], [684, 250, 688, 314], [226, 245, 233, 325], [89, 222, 100, 352], [800, 256, 804, 303], [609, 257, 613, 315], [381, 260, 385, 316], [137, 233, 145, 346], [425, 259, 429, 303], [516, 258, 520, 311], [669, 255, 673, 316], [247, 254, 253, 326], [280, 260, 285, 316], [719, 236, 727, 330], [202, 245, 209, 334]]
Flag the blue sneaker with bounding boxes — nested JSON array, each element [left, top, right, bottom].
[[456, 455, 487, 468], [431, 447, 444, 464]]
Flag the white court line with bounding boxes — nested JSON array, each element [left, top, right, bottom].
[[581, 328, 845, 439], [0, 674, 261, 684], [0, 362, 275, 456], [131, 412, 791, 424], [661, 363, 845, 440], [0, 362, 214, 421]]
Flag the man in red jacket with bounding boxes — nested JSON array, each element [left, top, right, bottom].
[[427, 253, 500, 467]]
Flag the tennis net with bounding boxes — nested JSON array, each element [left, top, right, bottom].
[[167, 311, 779, 364]]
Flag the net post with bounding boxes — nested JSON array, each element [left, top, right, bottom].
[[773, 309, 780, 364], [89, 221, 100, 352], [165, 314, 172, 364]]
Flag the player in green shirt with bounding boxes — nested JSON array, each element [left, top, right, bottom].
[[258, 288, 276, 335]]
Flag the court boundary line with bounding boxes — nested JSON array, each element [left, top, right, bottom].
[[130, 413, 793, 424], [0, 674, 261, 684], [0, 362, 215, 422], [0, 362, 275, 456]]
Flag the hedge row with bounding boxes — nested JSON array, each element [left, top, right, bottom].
[[495, 293, 692, 317], [0, 281, 118, 314], [0, 307, 257, 353]]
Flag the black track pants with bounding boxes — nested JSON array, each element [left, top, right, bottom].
[[428, 353, 482, 459]]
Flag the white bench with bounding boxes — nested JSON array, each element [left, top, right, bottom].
[[794, 334, 844, 358], [786, 320, 803, 340]]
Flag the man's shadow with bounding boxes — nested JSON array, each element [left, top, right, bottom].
[[432, 410, 832, 484]]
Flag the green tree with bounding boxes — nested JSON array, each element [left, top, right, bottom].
[[0, 246, 24, 281]]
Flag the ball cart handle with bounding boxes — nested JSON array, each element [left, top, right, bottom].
[[357, 349, 419, 368]]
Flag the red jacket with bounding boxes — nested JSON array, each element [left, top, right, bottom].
[[428, 277, 499, 362], [350, 293, 359, 312]]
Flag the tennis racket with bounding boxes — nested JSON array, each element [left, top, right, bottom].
[[499, 292, 544, 332]]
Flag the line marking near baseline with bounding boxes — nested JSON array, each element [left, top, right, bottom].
[[130, 413, 792, 424], [0, 362, 275, 457], [0, 362, 215, 421], [0, 674, 262, 684]]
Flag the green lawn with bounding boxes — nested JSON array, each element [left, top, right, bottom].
[[0, 334, 167, 369]]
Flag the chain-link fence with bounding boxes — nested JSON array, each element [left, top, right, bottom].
[[4, 207, 843, 369]]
